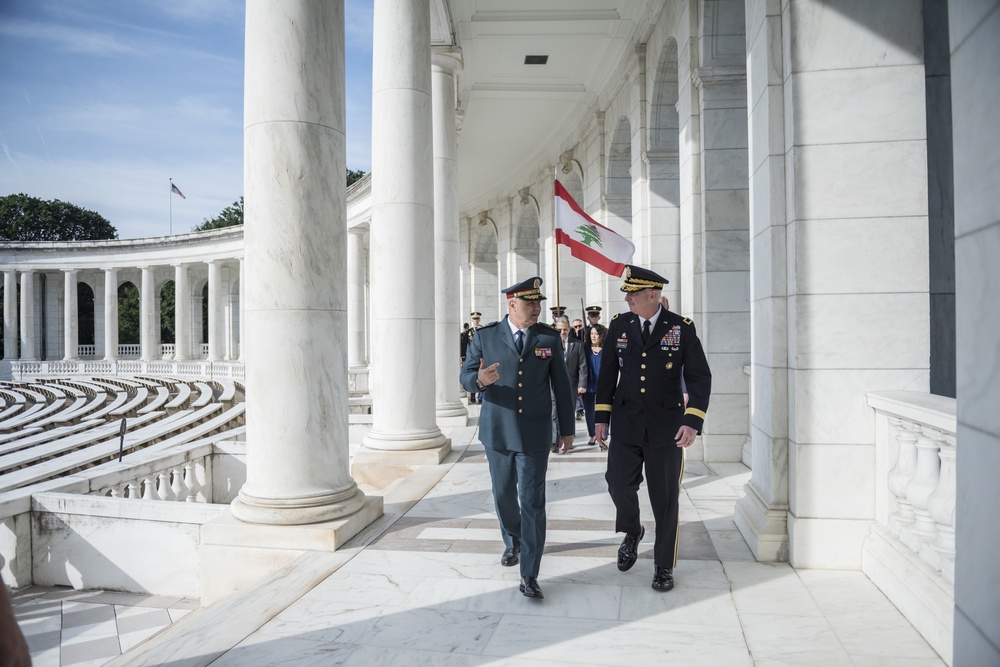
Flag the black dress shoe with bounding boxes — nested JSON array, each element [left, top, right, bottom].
[[550, 443, 559, 453], [501, 547, 520, 567], [617, 525, 645, 571], [652, 565, 674, 591], [519, 576, 544, 599]]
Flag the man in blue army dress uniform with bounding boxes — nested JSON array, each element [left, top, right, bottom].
[[460, 277, 576, 599], [594, 265, 712, 591]]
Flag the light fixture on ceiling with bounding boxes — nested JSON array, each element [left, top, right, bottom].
[[524, 55, 548, 65]]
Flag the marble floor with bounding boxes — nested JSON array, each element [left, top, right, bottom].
[[12, 408, 947, 666]]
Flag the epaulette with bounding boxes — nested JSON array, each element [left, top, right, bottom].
[[479, 320, 501, 329], [611, 313, 620, 321], [538, 322, 558, 331], [682, 317, 693, 326]]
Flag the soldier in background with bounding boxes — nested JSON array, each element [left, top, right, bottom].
[[549, 305, 566, 325], [583, 305, 602, 349], [468, 312, 483, 403]]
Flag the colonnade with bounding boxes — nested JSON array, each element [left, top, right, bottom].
[[0, 261, 242, 364]]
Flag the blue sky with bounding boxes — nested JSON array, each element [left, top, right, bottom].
[[0, 0, 374, 239]]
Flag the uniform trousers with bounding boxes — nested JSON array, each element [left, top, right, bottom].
[[483, 446, 549, 577], [605, 431, 684, 568]]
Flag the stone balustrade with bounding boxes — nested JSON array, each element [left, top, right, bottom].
[[9, 359, 245, 381], [95, 458, 208, 503], [864, 390, 956, 664], [78, 344, 96, 357]]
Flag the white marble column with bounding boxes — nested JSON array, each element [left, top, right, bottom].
[[362, 0, 448, 457], [432, 49, 467, 423], [207, 261, 223, 361], [3, 270, 18, 360], [139, 267, 157, 360], [346, 228, 367, 369], [734, 0, 789, 561], [238, 258, 245, 361], [693, 66, 751, 464], [174, 264, 191, 360], [63, 269, 78, 360], [19, 271, 35, 360], [103, 269, 118, 360], [232, 0, 366, 525]]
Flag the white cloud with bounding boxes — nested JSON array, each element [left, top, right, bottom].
[[0, 20, 138, 56]]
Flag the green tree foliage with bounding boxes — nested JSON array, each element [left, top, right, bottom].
[[0, 193, 118, 241], [194, 169, 368, 231], [194, 197, 244, 232], [346, 168, 366, 187]]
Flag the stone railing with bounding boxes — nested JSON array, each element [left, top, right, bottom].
[[864, 390, 956, 665], [160, 343, 176, 358], [119, 344, 141, 357], [94, 457, 208, 503], [78, 344, 97, 357], [9, 359, 245, 381]]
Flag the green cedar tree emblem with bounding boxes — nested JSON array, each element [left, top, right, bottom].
[[575, 224, 603, 247]]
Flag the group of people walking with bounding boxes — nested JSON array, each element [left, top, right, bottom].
[[459, 265, 712, 600]]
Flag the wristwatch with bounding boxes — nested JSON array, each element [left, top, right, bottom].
[[476, 379, 486, 391]]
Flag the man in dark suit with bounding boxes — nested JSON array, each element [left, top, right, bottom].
[[553, 316, 587, 452], [460, 277, 576, 599], [467, 312, 483, 403], [595, 265, 711, 592]]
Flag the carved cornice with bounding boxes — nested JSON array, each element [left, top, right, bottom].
[[692, 66, 746, 89]]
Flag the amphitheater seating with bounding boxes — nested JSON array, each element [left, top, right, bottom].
[[0, 377, 247, 494]]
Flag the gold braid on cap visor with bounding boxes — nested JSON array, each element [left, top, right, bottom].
[[621, 278, 664, 292], [508, 289, 541, 298]]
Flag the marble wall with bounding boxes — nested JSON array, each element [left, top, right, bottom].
[[781, 0, 930, 568]]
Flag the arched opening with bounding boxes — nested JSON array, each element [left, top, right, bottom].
[[160, 281, 176, 345], [201, 283, 209, 352], [77, 282, 96, 351], [607, 117, 632, 223], [472, 220, 499, 320], [514, 202, 540, 279], [117, 282, 140, 350], [647, 37, 682, 307]]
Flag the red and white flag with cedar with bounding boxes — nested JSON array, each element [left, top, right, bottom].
[[554, 180, 634, 276]]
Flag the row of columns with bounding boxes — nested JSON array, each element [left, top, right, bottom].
[[1, 263, 239, 362], [233, 0, 464, 526]]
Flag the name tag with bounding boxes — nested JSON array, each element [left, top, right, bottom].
[[616, 334, 629, 350]]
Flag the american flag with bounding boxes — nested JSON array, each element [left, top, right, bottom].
[[170, 182, 186, 199]]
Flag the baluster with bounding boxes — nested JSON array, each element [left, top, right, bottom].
[[887, 418, 919, 537], [126, 482, 140, 499], [195, 459, 209, 502], [902, 426, 942, 553], [141, 478, 155, 500], [926, 435, 957, 582], [109, 487, 120, 498], [183, 463, 200, 502], [157, 472, 173, 501], [170, 467, 185, 501]]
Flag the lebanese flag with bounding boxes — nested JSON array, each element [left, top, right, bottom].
[[554, 179, 634, 276]]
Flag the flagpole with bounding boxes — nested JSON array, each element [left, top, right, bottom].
[[553, 173, 561, 308], [169, 178, 173, 235]]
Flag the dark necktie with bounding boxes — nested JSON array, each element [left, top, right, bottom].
[[515, 329, 524, 354], [642, 319, 651, 345]]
